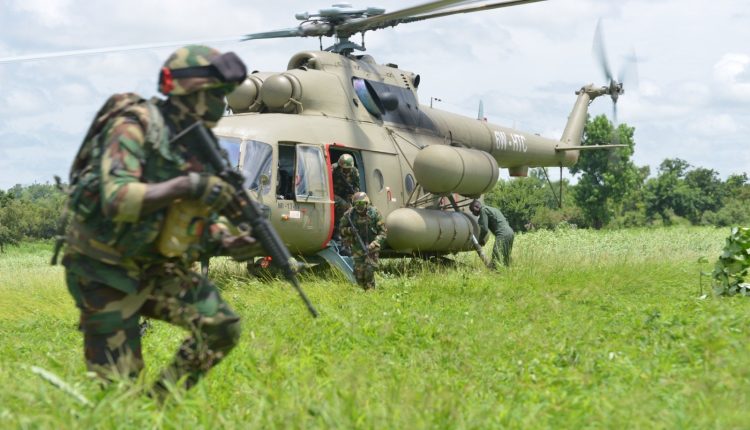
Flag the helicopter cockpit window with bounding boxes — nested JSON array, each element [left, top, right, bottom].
[[295, 145, 328, 202], [405, 173, 415, 195], [218, 137, 241, 169], [241, 140, 273, 195], [352, 78, 437, 131]]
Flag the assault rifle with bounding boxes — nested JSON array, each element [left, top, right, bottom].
[[345, 210, 375, 264], [175, 122, 318, 318]]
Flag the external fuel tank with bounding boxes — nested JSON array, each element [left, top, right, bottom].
[[413, 145, 499, 197], [385, 208, 477, 253]]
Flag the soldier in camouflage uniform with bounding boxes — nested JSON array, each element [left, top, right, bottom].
[[331, 154, 360, 243], [62, 45, 253, 395], [340, 192, 387, 289], [470, 200, 514, 268]]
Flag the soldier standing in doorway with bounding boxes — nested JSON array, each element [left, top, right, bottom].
[[331, 154, 360, 245]]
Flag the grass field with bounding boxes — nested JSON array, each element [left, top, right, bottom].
[[1, 226, 749, 429]]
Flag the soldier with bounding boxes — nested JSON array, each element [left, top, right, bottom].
[[340, 192, 387, 290], [331, 153, 360, 243], [61, 45, 254, 395], [470, 200, 514, 268]]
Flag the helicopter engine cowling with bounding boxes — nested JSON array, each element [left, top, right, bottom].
[[385, 208, 477, 254], [261, 72, 303, 113], [413, 145, 499, 198], [227, 74, 266, 113]]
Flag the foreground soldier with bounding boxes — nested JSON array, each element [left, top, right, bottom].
[[62, 45, 253, 394], [332, 154, 360, 243], [340, 192, 387, 289], [470, 200, 514, 268]]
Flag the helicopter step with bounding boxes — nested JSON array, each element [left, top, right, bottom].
[[316, 242, 357, 284]]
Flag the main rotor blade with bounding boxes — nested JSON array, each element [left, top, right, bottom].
[[242, 28, 305, 41], [0, 36, 243, 64], [618, 48, 639, 89], [400, 0, 547, 24], [336, 0, 471, 35], [592, 19, 613, 81]]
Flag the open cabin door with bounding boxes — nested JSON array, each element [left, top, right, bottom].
[[274, 143, 333, 254]]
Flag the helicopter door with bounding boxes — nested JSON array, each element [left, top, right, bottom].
[[275, 143, 333, 252]]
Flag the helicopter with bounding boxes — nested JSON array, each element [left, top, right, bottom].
[[0, 0, 630, 280], [207, 0, 628, 276]]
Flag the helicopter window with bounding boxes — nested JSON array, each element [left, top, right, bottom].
[[352, 78, 437, 131], [352, 78, 382, 118], [218, 137, 241, 169], [241, 140, 273, 195], [405, 173, 415, 194], [374, 169, 384, 192], [277, 145, 296, 200], [295, 145, 328, 202]]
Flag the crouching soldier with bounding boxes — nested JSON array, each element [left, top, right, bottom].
[[61, 45, 254, 396], [340, 192, 387, 290], [470, 200, 514, 268]]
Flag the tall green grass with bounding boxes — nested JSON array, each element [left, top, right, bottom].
[[1, 226, 748, 429]]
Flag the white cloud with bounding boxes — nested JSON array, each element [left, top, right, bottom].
[[9, 0, 74, 27], [714, 53, 750, 101]]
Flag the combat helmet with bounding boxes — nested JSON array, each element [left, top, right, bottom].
[[338, 154, 354, 169], [352, 191, 370, 210], [158, 45, 247, 96]]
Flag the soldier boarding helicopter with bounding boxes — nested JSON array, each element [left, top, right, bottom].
[[0, 0, 630, 279]]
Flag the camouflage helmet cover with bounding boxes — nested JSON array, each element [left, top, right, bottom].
[[338, 154, 354, 169], [159, 45, 247, 96], [352, 191, 370, 206]]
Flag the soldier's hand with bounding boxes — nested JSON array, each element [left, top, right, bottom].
[[189, 172, 234, 212], [221, 232, 261, 261], [367, 241, 380, 252]]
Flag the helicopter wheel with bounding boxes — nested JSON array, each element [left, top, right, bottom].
[[246, 257, 280, 282]]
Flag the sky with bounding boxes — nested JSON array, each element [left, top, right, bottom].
[[1, 0, 748, 190]]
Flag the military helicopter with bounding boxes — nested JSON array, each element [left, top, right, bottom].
[[1, 0, 629, 279], [207, 0, 627, 276]]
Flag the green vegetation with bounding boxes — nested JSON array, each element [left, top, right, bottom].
[[3, 227, 750, 429], [711, 227, 750, 296], [484, 115, 750, 232]]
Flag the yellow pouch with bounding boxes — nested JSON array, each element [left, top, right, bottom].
[[157, 199, 210, 258]]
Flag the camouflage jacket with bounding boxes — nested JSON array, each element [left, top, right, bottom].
[[332, 164, 360, 200], [65, 92, 221, 266], [477, 206, 513, 242], [340, 206, 387, 255]]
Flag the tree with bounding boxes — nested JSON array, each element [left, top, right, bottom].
[[484, 174, 547, 232], [569, 115, 641, 229]]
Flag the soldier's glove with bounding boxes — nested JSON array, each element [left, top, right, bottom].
[[367, 241, 380, 252], [189, 172, 234, 212], [221, 232, 261, 262]]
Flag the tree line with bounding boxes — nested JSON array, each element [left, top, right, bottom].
[[1, 114, 747, 251], [485, 114, 749, 232]]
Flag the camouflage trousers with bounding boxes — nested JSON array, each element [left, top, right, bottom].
[[491, 229, 514, 268], [63, 252, 241, 391], [333, 195, 352, 239], [353, 251, 379, 289]]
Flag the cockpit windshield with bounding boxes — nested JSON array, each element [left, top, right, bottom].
[[218, 137, 241, 169], [242, 140, 273, 195]]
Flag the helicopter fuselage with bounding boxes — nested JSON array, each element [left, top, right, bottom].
[[214, 50, 597, 256]]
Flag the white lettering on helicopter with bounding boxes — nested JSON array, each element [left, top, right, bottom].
[[494, 131, 528, 153]]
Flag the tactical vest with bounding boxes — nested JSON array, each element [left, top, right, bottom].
[[66, 93, 171, 265]]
